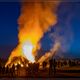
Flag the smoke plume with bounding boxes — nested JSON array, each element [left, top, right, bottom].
[[38, 42, 60, 63]]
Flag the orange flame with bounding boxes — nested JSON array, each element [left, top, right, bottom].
[[6, 0, 60, 67]]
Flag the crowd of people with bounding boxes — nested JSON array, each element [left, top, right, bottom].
[[0, 58, 80, 77]]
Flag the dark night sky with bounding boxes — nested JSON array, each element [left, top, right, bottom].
[[0, 1, 80, 59]]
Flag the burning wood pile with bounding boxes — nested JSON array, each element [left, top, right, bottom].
[[5, 0, 60, 67]]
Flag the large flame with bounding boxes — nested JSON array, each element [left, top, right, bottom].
[[6, 0, 60, 66]]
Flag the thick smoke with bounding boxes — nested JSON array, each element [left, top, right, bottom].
[[37, 2, 74, 62], [49, 8, 73, 58]]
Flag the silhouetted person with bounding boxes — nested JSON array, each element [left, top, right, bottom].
[[12, 64, 15, 76], [61, 62, 63, 67], [0, 65, 2, 73], [58, 61, 60, 68], [36, 63, 39, 72], [16, 64, 21, 76], [49, 58, 56, 76], [53, 59, 56, 76], [49, 58, 53, 75], [28, 63, 33, 74], [63, 60, 67, 66], [43, 61, 47, 69], [0, 66, 2, 74], [69, 60, 71, 66], [9, 68, 12, 76], [2, 66, 5, 74], [5, 66, 9, 76], [32, 63, 35, 73], [34, 63, 39, 73]]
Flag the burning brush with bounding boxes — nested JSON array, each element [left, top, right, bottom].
[[5, 0, 60, 67]]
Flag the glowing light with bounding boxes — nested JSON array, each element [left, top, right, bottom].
[[26, 64, 28, 67], [15, 63, 17, 66], [22, 41, 35, 63], [21, 64, 24, 67]]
